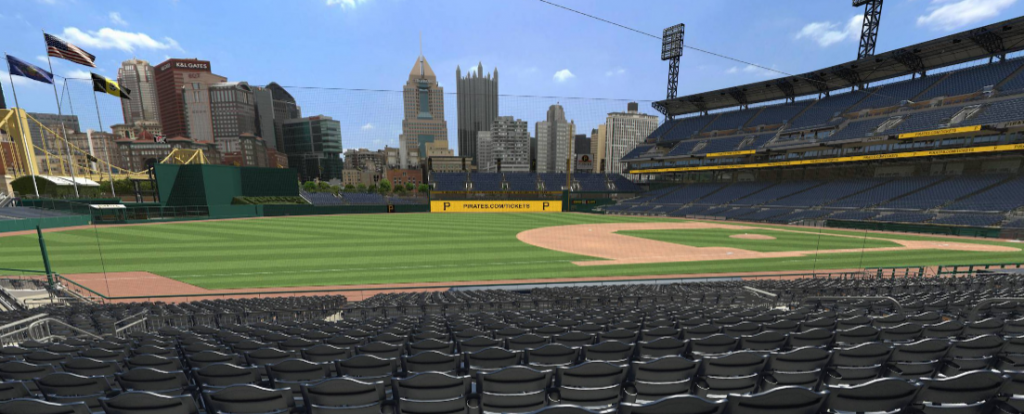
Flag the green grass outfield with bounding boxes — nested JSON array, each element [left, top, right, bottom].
[[1, 213, 1023, 290]]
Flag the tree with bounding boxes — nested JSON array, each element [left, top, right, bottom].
[[330, 185, 342, 195], [318, 181, 332, 192], [356, 183, 367, 192], [303, 181, 318, 192], [377, 178, 392, 194], [395, 186, 407, 195], [365, 183, 377, 193], [405, 182, 415, 191], [417, 183, 430, 193], [344, 184, 355, 192]]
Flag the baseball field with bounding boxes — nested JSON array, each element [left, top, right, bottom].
[[1, 213, 1022, 296]]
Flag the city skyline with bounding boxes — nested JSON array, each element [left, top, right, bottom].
[[4, 0, 1023, 158]]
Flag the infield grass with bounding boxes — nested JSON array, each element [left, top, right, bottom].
[[1, 213, 1023, 290], [617, 228, 902, 252]]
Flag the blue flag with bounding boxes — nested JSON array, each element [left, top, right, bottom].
[[6, 55, 53, 84]]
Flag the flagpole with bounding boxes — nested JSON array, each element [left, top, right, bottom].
[[42, 30, 79, 197], [4, 53, 40, 197], [92, 91, 115, 197]]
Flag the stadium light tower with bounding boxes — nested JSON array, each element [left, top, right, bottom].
[[853, 0, 884, 59], [658, 23, 685, 119]]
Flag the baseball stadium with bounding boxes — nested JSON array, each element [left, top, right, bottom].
[[5, 2, 1024, 414]]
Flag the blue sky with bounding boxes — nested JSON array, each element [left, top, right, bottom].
[[2, 0, 1022, 153]]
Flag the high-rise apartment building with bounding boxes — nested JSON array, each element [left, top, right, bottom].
[[605, 102, 658, 175], [477, 116, 530, 173], [456, 63, 498, 163], [25, 113, 79, 155], [399, 53, 448, 168], [117, 59, 160, 127], [535, 104, 575, 173]]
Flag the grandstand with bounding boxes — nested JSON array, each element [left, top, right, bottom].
[[0, 273, 1023, 414], [607, 17, 1024, 232]]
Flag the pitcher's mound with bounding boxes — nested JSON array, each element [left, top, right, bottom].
[[730, 234, 776, 240]]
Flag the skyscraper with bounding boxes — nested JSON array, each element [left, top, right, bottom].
[[399, 53, 448, 168], [605, 102, 658, 175], [456, 62, 498, 163], [535, 104, 575, 173], [251, 86, 277, 150], [209, 81, 258, 153], [153, 58, 226, 139], [117, 59, 159, 126], [477, 116, 530, 173], [266, 82, 301, 152]]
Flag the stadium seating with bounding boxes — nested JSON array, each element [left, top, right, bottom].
[[695, 182, 772, 205], [470, 173, 503, 191], [433, 173, 468, 191], [654, 183, 725, 205], [704, 108, 759, 132], [917, 59, 1023, 100], [0, 207, 80, 221], [746, 102, 812, 128], [342, 193, 387, 205], [731, 182, 821, 206], [505, 173, 539, 192], [658, 114, 716, 143], [874, 212, 935, 223], [944, 175, 1024, 212], [879, 175, 1007, 210], [930, 214, 1004, 227], [8, 272, 1024, 414], [768, 179, 885, 208], [301, 191, 344, 206], [960, 97, 1024, 126], [827, 177, 940, 208], [691, 136, 746, 156], [788, 91, 868, 130], [847, 76, 941, 113]]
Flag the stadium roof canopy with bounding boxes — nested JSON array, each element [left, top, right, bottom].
[[655, 16, 1024, 116]]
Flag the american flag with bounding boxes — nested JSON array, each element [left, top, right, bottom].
[[44, 33, 96, 67]]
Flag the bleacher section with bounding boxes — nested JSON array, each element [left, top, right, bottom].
[[788, 91, 866, 130], [433, 173, 468, 191], [0, 207, 78, 221], [746, 101, 811, 127], [431, 173, 640, 194], [342, 193, 387, 205], [918, 59, 1023, 100], [604, 174, 1024, 228], [848, 76, 940, 112], [301, 191, 344, 206], [470, 173, 503, 191], [505, 173, 538, 191]]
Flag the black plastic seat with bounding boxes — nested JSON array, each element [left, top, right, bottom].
[[126, 354, 183, 372], [825, 377, 920, 413], [395, 372, 471, 401], [509, 334, 551, 351], [525, 344, 581, 369], [636, 338, 686, 361], [554, 332, 596, 348], [464, 347, 522, 374], [33, 372, 115, 411], [826, 342, 893, 386], [336, 355, 399, 386], [191, 363, 261, 389], [724, 386, 828, 414], [267, 359, 331, 392], [115, 367, 192, 396], [762, 346, 830, 391], [60, 357, 121, 377], [408, 338, 455, 355], [788, 328, 835, 348], [99, 391, 200, 414], [626, 356, 699, 404], [553, 362, 627, 410], [459, 336, 503, 353], [302, 377, 386, 414], [886, 338, 951, 379], [0, 382, 31, 402], [479, 366, 553, 414], [186, 350, 245, 369], [695, 351, 767, 398], [402, 351, 459, 375], [739, 331, 787, 351], [202, 384, 295, 414], [583, 341, 634, 363], [914, 370, 1007, 414], [618, 394, 725, 414], [689, 334, 738, 356], [942, 334, 1004, 376], [0, 398, 91, 414]]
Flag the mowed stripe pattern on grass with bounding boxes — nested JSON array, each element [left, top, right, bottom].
[[2, 213, 1024, 289], [616, 228, 902, 253]]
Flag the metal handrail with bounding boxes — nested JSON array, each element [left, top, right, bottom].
[[803, 296, 903, 314], [113, 310, 149, 337], [743, 286, 778, 298], [27, 318, 102, 341]]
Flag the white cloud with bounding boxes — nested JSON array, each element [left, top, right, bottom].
[[553, 69, 575, 82], [361, 123, 374, 131], [916, 0, 1015, 31], [60, 27, 182, 52], [109, 12, 128, 26], [326, 0, 370, 9], [796, 15, 863, 47], [726, 65, 778, 78], [63, 69, 91, 80], [605, 68, 626, 77], [36, 55, 49, 64]]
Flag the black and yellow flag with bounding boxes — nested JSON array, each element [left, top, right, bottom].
[[91, 73, 131, 99]]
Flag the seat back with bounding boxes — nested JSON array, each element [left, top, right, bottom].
[[100, 391, 200, 414], [202, 384, 294, 414]]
